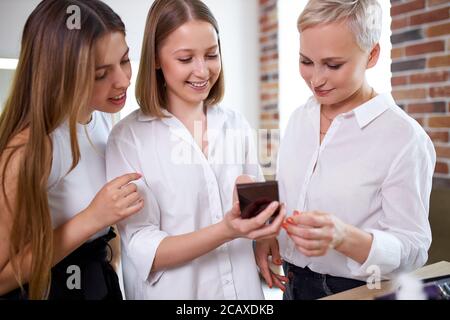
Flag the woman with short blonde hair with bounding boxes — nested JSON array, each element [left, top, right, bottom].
[[256, 0, 435, 300]]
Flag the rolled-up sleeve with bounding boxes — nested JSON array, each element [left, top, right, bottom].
[[347, 133, 436, 277], [106, 128, 168, 283]]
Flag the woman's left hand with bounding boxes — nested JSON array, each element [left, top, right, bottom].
[[283, 211, 348, 257]]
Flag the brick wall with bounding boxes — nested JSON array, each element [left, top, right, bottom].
[[259, 0, 279, 177], [258, 0, 450, 184], [390, 0, 450, 186]]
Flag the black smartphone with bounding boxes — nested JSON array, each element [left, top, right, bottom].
[[236, 181, 280, 219]]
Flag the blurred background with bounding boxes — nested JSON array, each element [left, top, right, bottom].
[[0, 0, 448, 299]]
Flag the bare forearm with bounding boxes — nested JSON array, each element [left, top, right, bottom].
[[335, 224, 373, 264], [152, 221, 233, 272], [0, 209, 102, 295], [152, 201, 283, 272]]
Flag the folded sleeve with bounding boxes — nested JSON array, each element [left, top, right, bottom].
[[106, 127, 168, 283], [347, 133, 436, 277]]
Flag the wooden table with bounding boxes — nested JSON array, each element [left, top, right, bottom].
[[323, 261, 450, 300]]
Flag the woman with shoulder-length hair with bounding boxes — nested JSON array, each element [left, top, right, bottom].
[[106, 0, 285, 300]]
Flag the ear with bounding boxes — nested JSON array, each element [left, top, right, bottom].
[[367, 43, 380, 69]]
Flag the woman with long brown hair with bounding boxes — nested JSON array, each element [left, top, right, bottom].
[[0, 0, 143, 299]]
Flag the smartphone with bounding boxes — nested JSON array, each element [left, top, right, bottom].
[[236, 181, 280, 219]]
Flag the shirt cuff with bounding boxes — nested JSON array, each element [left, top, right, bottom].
[[346, 229, 402, 278], [127, 228, 168, 283]]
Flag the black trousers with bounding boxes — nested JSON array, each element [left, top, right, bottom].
[[1, 227, 123, 300], [283, 262, 366, 300]]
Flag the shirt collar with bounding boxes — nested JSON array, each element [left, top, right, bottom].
[[136, 106, 226, 128], [137, 109, 168, 122], [136, 105, 227, 151], [205, 105, 227, 131], [306, 93, 394, 129], [353, 93, 394, 129]]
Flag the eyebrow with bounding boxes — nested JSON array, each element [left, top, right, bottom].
[[300, 53, 345, 62], [95, 47, 130, 70], [172, 45, 218, 55]]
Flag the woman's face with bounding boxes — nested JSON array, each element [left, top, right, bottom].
[[86, 31, 131, 119], [157, 19, 221, 109], [299, 22, 376, 108]]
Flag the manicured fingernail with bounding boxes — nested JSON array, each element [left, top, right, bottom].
[[282, 222, 289, 229], [274, 258, 282, 265], [286, 217, 294, 224], [270, 201, 279, 209], [293, 210, 301, 216]]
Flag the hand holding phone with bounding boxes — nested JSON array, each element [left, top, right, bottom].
[[236, 181, 280, 220]]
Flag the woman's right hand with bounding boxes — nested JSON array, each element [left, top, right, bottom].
[[222, 201, 285, 241], [255, 238, 288, 291], [85, 173, 144, 230]]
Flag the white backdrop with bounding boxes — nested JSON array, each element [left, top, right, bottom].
[[0, 0, 261, 129]]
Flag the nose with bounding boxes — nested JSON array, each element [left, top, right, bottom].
[[193, 58, 208, 78], [113, 65, 131, 89], [311, 66, 326, 88]]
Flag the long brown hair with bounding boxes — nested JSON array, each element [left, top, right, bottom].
[[136, 0, 225, 117], [0, 0, 125, 299]]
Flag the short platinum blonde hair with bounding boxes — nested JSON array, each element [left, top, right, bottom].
[[298, 0, 382, 52]]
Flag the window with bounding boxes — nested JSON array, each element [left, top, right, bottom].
[[0, 58, 18, 111]]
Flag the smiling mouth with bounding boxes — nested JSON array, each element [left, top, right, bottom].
[[108, 92, 127, 105], [186, 80, 208, 89], [314, 88, 334, 95], [110, 92, 126, 100]]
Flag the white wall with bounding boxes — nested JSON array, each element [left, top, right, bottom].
[[204, 0, 260, 129], [0, 69, 15, 107], [0, 0, 261, 129], [0, 0, 40, 59]]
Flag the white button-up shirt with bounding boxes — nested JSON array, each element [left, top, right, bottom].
[[106, 105, 265, 299], [277, 93, 436, 281]]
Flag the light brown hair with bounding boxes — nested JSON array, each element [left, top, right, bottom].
[[136, 0, 225, 117], [0, 0, 125, 299]]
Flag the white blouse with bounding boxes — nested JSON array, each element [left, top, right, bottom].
[[277, 93, 436, 281], [48, 111, 111, 240], [106, 105, 265, 299]]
